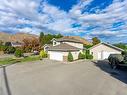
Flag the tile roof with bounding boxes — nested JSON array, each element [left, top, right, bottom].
[[48, 43, 81, 52]]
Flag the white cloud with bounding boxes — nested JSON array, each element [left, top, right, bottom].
[[0, 0, 127, 43]]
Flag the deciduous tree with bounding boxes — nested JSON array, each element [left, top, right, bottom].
[[92, 37, 101, 45]]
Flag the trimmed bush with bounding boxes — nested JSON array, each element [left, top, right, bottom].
[[14, 49, 24, 57], [39, 50, 47, 58], [68, 52, 73, 62], [78, 52, 85, 59], [86, 54, 93, 59], [85, 50, 93, 59]]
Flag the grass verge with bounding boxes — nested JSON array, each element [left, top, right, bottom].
[[0, 55, 40, 65]]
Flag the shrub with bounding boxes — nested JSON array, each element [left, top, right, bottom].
[[5, 42, 12, 46], [86, 54, 93, 59], [85, 50, 93, 59], [14, 49, 24, 57], [0, 45, 16, 54], [39, 50, 47, 58], [68, 52, 73, 62], [0, 45, 6, 51], [78, 52, 85, 59], [121, 51, 127, 55], [6, 46, 16, 54]]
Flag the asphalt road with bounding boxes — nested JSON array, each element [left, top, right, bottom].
[[0, 59, 127, 95]]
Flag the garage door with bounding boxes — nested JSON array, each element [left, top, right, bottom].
[[102, 51, 115, 59], [50, 52, 63, 61], [98, 51, 115, 60]]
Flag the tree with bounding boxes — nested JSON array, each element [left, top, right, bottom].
[[22, 38, 40, 52], [92, 37, 101, 45], [39, 32, 44, 42], [55, 33, 63, 38], [68, 52, 73, 62], [114, 43, 127, 51], [39, 32, 63, 46]]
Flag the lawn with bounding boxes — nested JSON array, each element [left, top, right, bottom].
[[0, 55, 40, 65]]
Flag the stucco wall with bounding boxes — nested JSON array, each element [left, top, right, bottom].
[[48, 51, 80, 61], [62, 51, 80, 60], [90, 44, 121, 60]]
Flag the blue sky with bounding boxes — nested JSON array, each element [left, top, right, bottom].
[[0, 0, 127, 43]]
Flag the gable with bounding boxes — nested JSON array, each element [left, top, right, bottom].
[[90, 43, 123, 52]]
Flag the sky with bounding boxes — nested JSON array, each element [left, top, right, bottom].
[[0, 0, 127, 43]]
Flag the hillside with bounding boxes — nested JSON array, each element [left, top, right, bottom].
[[0, 32, 38, 43]]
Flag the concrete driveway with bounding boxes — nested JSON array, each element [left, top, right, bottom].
[[0, 59, 127, 95]]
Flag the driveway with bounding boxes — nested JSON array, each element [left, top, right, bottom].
[[0, 59, 127, 95]]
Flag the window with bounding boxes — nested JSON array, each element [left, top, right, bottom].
[[54, 42, 56, 45]]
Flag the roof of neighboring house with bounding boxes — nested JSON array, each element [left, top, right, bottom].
[[67, 36, 92, 45], [48, 43, 81, 52], [11, 42, 23, 46], [43, 44, 52, 48], [89, 42, 124, 52], [53, 36, 92, 45], [55, 37, 82, 43]]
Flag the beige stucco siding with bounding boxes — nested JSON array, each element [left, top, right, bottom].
[[90, 44, 121, 60], [62, 51, 80, 60], [63, 42, 83, 49], [48, 51, 80, 61]]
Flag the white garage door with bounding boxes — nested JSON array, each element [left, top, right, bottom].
[[102, 51, 115, 59], [98, 51, 115, 60], [50, 51, 63, 61]]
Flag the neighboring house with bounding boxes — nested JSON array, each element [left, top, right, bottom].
[[89, 43, 124, 60], [5, 42, 23, 47], [63, 36, 93, 45], [44, 36, 89, 61], [43, 44, 52, 52], [11, 42, 23, 47]]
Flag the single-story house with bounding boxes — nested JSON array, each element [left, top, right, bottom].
[[11, 42, 23, 47], [44, 36, 90, 61], [4, 42, 23, 47], [89, 43, 124, 60]]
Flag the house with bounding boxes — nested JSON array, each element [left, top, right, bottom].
[[89, 43, 124, 60], [4, 42, 23, 47], [11, 42, 23, 47], [43, 44, 52, 52], [45, 36, 89, 61], [61, 36, 92, 45]]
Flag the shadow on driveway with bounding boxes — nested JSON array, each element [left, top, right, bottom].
[[0, 65, 12, 95], [92, 60, 127, 84]]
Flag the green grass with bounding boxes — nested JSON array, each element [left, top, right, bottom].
[[0, 55, 40, 65]]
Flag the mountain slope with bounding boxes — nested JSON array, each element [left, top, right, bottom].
[[0, 32, 38, 43]]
